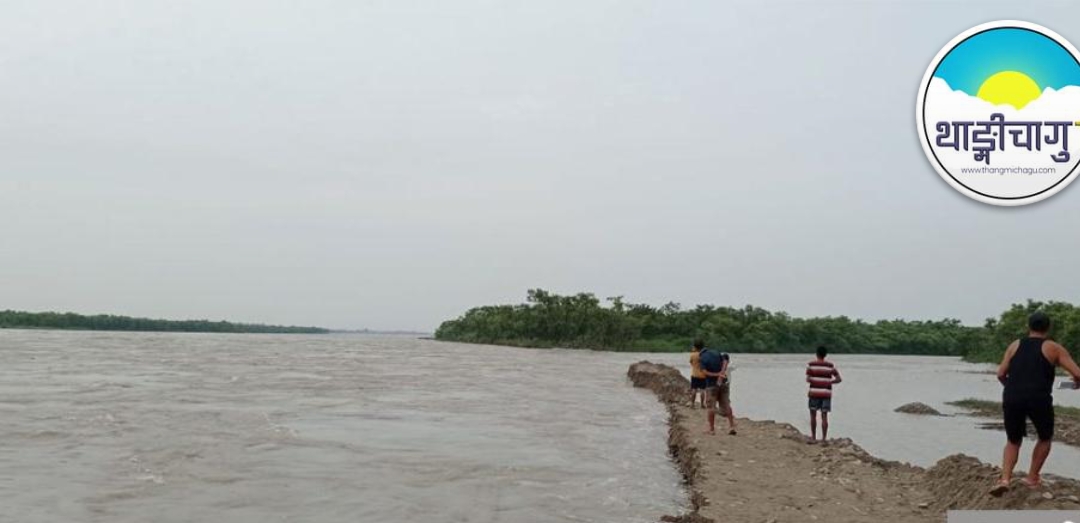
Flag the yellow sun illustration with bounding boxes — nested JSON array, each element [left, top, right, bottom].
[[976, 71, 1043, 110]]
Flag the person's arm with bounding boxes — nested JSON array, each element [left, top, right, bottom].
[[718, 357, 729, 380], [806, 365, 812, 384], [1051, 343, 1080, 387], [998, 341, 1020, 386], [832, 367, 842, 385]]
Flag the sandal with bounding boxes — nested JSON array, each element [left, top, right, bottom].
[[989, 479, 1011, 497]]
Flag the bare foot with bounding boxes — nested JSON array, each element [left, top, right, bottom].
[[989, 479, 1011, 497], [1020, 476, 1041, 489]]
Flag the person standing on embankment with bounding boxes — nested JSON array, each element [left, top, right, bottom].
[[699, 343, 737, 436], [992, 311, 1080, 495], [689, 341, 707, 408], [806, 345, 841, 442]]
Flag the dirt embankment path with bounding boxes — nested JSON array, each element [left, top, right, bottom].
[[627, 361, 1080, 523]]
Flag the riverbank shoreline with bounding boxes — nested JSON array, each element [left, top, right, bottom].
[[950, 398, 1080, 449], [627, 361, 1080, 522]]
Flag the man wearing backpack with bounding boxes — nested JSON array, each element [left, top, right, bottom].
[[698, 341, 737, 436]]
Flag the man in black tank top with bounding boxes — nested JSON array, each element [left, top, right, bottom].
[[990, 312, 1080, 495]]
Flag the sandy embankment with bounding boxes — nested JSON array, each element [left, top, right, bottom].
[[627, 361, 1080, 523]]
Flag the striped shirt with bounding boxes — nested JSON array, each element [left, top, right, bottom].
[[806, 359, 839, 399]]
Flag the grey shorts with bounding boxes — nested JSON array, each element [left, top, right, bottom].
[[708, 382, 731, 415], [809, 397, 831, 412]]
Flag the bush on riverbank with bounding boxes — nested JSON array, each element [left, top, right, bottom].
[[434, 291, 1080, 362]]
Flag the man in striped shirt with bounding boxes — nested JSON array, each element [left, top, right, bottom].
[[806, 345, 842, 441]]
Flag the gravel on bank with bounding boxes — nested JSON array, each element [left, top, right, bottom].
[[628, 361, 1080, 523]]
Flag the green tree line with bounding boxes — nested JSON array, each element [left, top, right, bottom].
[[434, 290, 1080, 363], [0, 310, 329, 334], [964, 300, 1080, 363]]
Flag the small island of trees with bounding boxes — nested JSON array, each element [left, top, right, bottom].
[[434, 289, 1080, 363]]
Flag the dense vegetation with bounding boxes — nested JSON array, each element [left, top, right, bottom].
[[963, 300, 1080, 363], [0, 310, 329, 334], [434, 290, 1080, 363]]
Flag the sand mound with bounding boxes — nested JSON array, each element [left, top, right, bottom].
[[895, 402, 943, 416], [927, 454, 1080, 510], [628, 361, 688, 404]]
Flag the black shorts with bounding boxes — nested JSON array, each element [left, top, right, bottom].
[[1003, 396, 1054, 444], [690, 377, 706, 390]]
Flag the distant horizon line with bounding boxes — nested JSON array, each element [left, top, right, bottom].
[[0, 307, 431, 335]]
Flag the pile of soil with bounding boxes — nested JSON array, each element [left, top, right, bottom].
[[926, 455, 1080, 510], [894, 403, 944, 416], [627, 361, 1080, 523]]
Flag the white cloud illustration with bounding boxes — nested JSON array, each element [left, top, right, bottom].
[[921, 77, 1080, 199]]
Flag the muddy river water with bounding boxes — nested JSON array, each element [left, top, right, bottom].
[[1, 330, 1077, 522]]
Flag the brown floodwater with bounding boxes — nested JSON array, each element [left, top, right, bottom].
[[3, 330, 1078, 522], [0, 330, 684, 522]]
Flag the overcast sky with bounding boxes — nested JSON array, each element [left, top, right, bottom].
[[3, 1, 1080, 331]]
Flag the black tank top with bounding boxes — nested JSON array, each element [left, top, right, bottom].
[[1004, 337, 1056, 401]]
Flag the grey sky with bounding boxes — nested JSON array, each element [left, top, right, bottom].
[[3, 1, 1079, 331]]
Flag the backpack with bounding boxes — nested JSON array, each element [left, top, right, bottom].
[[699, 349, 725, 373]]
